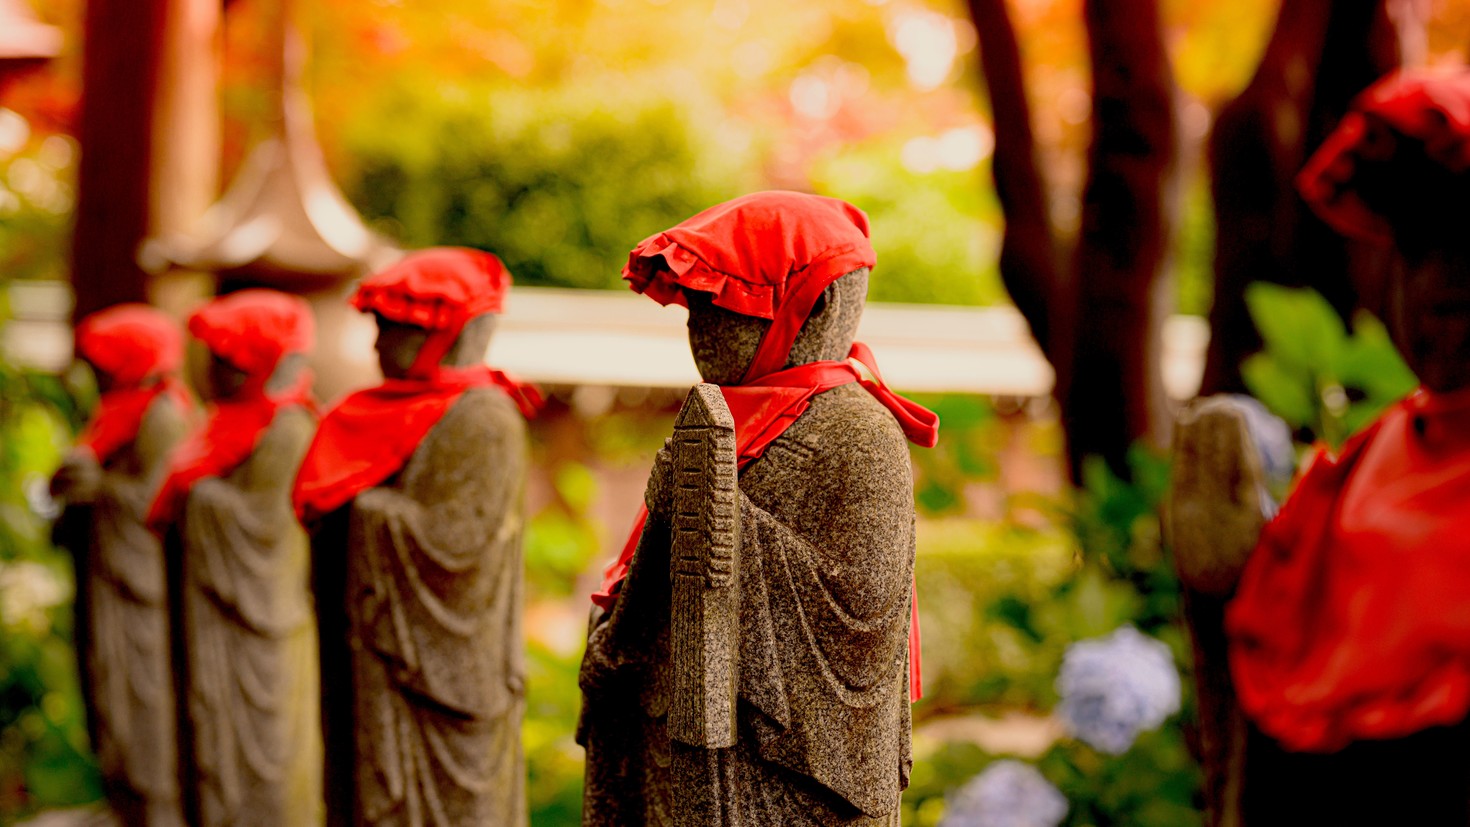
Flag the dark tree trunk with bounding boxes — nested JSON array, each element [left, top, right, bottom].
[[966, 0, 1061, 366], [1201, 0, 1406, 395], [71, 0, 169, 320], [1062, 0, 1177, 476], [968, 0, 1175, 478]]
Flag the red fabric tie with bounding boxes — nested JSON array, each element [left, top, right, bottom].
[[1227, 387, 1470, 751], [591, 344, 939, 701], [293, 366, 542, 523], [146, 371, 316, 531]]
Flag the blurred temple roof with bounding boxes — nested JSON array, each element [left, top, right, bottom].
[[139, 23, 398, 285]]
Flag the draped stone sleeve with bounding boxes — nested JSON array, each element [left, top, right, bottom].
[[733, 388, 915, 819], [346, 387, 528, 827], [179, 406, 320, 827]]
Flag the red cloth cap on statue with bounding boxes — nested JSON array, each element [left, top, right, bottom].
[[1298, 67, 1470, 241], [75, 304, 183, 387], [293, 247, 539, 524], [188, 289, 315, 377], [352, 247, 510, 331], [623, 190, 876, 383]]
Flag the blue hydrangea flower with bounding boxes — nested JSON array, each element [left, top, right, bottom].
[[1229, 393, 1295, 492], [939, 760, 1067, 827], [1056, 625, 1181, 755]]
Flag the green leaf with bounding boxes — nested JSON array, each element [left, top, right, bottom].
[[1245, 283, 1349, 373], [1241, 353, 1317, 428], [1340, 312, 1418, 404]]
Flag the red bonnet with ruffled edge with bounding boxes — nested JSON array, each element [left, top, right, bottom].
[[353, 247, 509, 331], [352, 247, 511, 378], [76, 304, 183, 387], [623, 190, 876, 383], [1298, 67, 1470, 241], [188, 289, 315, 378]]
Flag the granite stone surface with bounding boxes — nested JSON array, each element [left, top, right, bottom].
[[175, 357, 321, 827], [52, 394, 190, 827], [580, 268, 914, 826], [317, 312, 528, 827]]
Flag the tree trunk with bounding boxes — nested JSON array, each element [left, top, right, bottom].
[[1201, 0, 1410, 395], [1062, 0, 1177, 476], [966, 0, 1061, 366], [71, 0, 169, 320]]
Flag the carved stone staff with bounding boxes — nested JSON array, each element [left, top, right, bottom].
[[669, 383, 740, 746], [668, 384, 740, 823]]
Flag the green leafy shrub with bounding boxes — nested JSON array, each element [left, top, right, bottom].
[[810, 138, 1003, 306], [0, 343, 99, 818], [340, 78, 757, 290], [904, 451, 1200, 827], [1241, 283, 1417, 448]]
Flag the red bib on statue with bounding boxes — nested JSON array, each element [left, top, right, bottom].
[[1228, 388, 1470, 751]]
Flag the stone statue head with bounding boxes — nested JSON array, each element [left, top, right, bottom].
[[204, 351, 309, 401], [686, 267, 869, 385], [374, 312, 498, 380]]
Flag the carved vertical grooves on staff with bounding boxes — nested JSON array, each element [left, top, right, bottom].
[[669, 384, 740, 752]]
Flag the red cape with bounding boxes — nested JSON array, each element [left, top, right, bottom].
[[592, 344, 938, 700], [292, 366, 541, 523], [146, 371, 316, 530], [79, 378, 193, 465], [1228, 388, 1470, 751]]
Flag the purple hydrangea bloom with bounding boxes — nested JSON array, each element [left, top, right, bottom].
[[939, 760, 1067, 827], [1056, 625, 1181, 755]]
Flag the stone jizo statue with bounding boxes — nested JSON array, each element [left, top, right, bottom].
[[580, 191, 939, 826], [294, 248, 541, 827], [146, 289, 321, 827], [1167, 68, 1470, 825], [51, 304, 193, 827]]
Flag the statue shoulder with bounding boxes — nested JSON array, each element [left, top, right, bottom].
[[441, 386, 528, 441], [796, 383, 910, 467]]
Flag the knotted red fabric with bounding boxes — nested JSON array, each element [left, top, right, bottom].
[[146, 291, 316, 530], [605, 191, 939, 699], [292, 248, 542, 524], [1298, 68, 1470, 241], [1227, 387, 1470, 751], [73, 304, 192, 464]]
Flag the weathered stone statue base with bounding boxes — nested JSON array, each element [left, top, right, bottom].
[[581, 384, 915, 827], [178, 406, 320, 827], [344, 386, 528, 827], [57, 398, 189, 827]]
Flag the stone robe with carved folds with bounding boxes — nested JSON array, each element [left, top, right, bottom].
[[580, 383, 916, 826], [339, 387, 528, 827], [177, 407, 320, 827], [57, 396, 189, 826]]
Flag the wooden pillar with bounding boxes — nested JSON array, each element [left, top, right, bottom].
[[72, 0, 218, 321]]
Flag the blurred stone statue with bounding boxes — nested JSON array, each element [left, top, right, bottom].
[[51, 304, 193, 827], [1167, 68, 1470, 825], [294, 248, 541, 827], [146, 289, 320, 827], [580, 191, 939, 826]]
